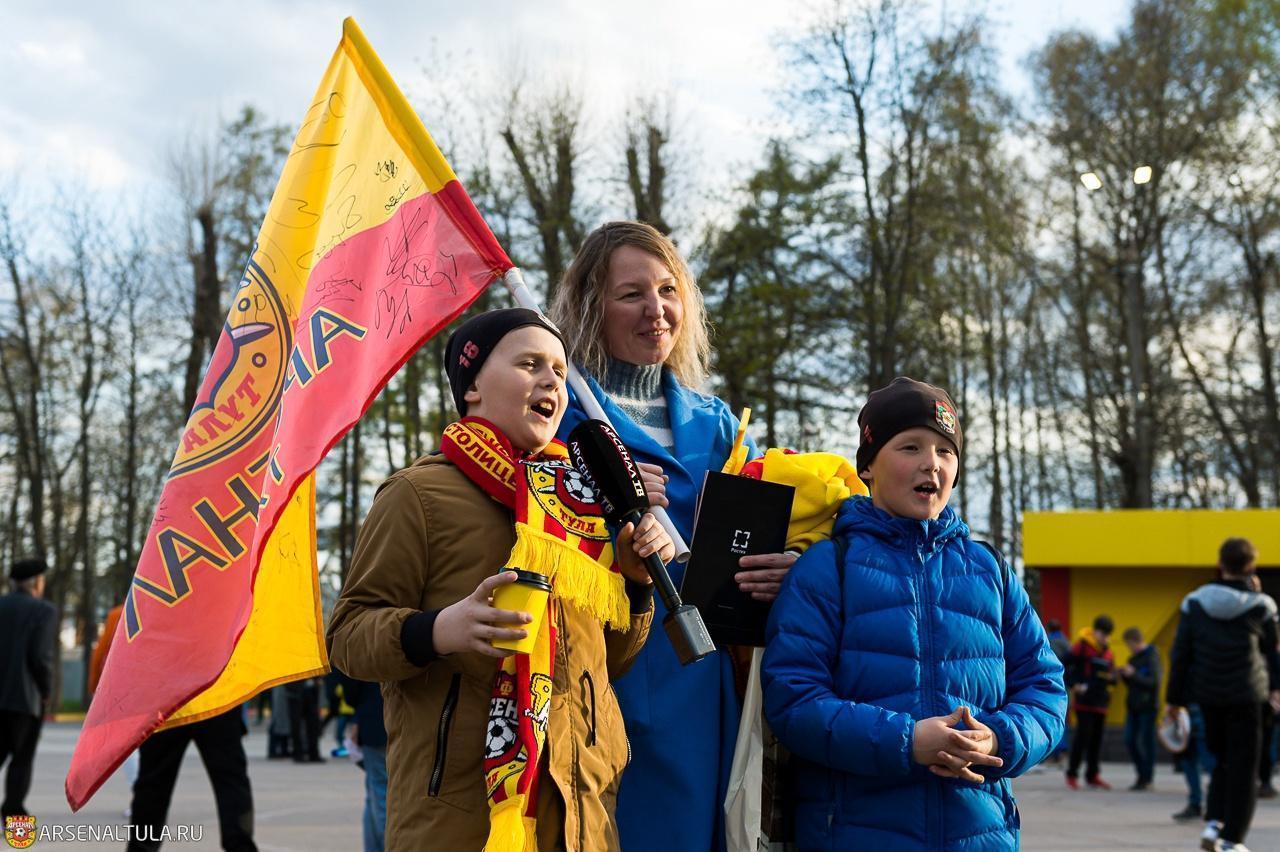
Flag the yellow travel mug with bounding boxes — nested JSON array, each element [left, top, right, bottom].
[[490, 569, 552, 654]]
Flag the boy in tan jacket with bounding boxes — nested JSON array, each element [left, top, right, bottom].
[[328, 309, 669, 852]]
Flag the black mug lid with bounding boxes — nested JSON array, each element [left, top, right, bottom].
[[503, 568, 552, 593]]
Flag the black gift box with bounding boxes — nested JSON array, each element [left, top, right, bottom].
[[680, 471, 795, 647]]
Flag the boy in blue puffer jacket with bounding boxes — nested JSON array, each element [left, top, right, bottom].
[[762, 377, 1067, 851]]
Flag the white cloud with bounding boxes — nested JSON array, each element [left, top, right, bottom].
[[17, 38, 87, 68], [40, 129, 136, 189]]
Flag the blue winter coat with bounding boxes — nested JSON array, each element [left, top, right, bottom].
[[559, 369, 752, 852], [762, 496, 1067, 851]]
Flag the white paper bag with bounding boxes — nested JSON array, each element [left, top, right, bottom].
[[725, 648, 765, 852]]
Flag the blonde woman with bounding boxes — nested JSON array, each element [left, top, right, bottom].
[[552, 221, 795, 851]]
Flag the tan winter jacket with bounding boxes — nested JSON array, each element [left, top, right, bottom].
[[327, 454, 652, 852]]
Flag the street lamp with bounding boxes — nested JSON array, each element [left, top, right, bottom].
[[1080, 166, 1153, 189]]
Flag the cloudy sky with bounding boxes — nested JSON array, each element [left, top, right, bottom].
[[4, 0, 1127, 205]]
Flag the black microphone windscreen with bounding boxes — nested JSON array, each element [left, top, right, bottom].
[[566, 420, 649, 525]]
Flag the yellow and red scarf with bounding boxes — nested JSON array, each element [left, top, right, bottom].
[[440, 417, 630, 851]]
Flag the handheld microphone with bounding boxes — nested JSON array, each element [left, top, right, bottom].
[[566, 419, 716, 665]]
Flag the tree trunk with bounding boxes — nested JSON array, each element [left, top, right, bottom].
[[120, 320, 141, 599], [957, 266, 971, 520], [1244, 254, 1280, 501], [1071, 186, 1106, 508], [342, 420, 363, 583], [338, 435, 350, 583], [404, 352, 422, 465], [625, 121, 672, 235], [75, 279, 96, 704], [1120, 239, 1154, 508], [983, 316, 1003, 549], [183, 204, 222, 414], [2, 235, 49, 556], [381, 390, 394, 475]]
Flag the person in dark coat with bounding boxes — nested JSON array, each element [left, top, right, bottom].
[[127, 706, 257, 852], [266, 687, 292, 759], [1166, 537, 1280, 852], [336, 671, 387, 852], [1250, 572, 1280, 800], [1045, 618, 1071, 763], [1119, 626, 1161, 790], [0, 558, 57, 819], [285, 678, 324, 763]]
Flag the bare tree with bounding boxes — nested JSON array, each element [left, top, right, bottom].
[[0, 200, 49, 559], [1032, 0, 1254, 506], [169, 128, 224, 414], [500, 83, 589, 299], [623, 96, 676, 235]]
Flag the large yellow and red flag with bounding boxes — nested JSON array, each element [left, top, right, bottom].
[[67, 18, 512, 809]]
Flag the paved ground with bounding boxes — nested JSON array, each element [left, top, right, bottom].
[[1016, 759, 1280, 850], [17, 722, 1280, 849]]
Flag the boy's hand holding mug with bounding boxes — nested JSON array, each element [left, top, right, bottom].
[[433, 572, 532, 658], [912, 707, 1002, 783]]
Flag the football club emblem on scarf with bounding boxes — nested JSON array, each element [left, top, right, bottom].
[[440, 416, 630, 850]]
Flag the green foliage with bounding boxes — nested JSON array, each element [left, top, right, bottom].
[[700, 143, 847, 446]]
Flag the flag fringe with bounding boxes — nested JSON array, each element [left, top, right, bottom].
[[509, 527, 630, 630], [484, 797, 538, 852]]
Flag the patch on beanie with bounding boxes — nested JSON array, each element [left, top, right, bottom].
[[459, 340, 480, 368], [935, 400, 956, 434]]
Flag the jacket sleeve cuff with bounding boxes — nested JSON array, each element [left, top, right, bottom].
[[975, 710, 1019, 780], [625, 580, 655, 613], [867, 709, 915, 777], [400, 609, 443, 667]]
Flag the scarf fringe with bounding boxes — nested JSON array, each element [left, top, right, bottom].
[[484, 797, 537, 852], [510, 526, 630, 630]]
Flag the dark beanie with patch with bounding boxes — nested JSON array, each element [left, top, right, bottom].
[[444, 308, 566, 414], [855, 376, 963, 474]]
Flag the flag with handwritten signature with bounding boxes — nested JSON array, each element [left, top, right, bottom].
[[67, 17, 512, 809]]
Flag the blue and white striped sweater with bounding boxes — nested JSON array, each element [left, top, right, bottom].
[[601, 358, 673, 450]]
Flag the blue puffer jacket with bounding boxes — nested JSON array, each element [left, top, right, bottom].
[[762, 497, 1067, 851]]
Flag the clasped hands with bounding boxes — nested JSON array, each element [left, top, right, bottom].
[[912, 707, 1002, 783]]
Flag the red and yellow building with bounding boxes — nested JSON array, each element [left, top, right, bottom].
[[1026, 508, 1280, 726]]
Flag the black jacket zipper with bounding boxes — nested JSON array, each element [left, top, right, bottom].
[[581, 670, 598, 746], [428, 673, 462, 797]]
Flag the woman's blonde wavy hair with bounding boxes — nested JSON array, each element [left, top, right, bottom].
[[549, 221, 711, 388]]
